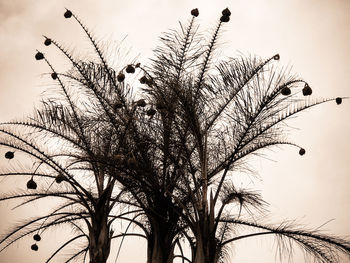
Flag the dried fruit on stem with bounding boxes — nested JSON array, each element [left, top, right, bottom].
[[5, 151, 14, 159], [191, 8, 199, 17]]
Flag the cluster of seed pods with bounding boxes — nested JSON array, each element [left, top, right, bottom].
[[31, 234, 41, 251]]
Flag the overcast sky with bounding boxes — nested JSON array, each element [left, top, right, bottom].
[[0, 0, 349, 262]]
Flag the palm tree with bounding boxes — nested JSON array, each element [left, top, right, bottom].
[[145, 7, 350, 263], [0, 7, 349, 263], [0, 11, 138, 262], [0, 9, 190, 263]]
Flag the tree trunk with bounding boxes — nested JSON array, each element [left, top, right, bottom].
[[193, 239, 208, 263], [147, 222, 175, 263], [193, 237, 220, 263], [89, 192, 112, 263], [89, 216, 111, 263], [192, 218, 220, 263], [88, 221, 110, 263]]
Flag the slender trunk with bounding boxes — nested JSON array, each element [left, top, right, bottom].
[[193, 136, 220, 263], [147, 221, 175, 263], [193, 236, 220, 263], [89, 186, 113, 263], [192, 214, 220, 263], [89, 214, 111, 263], [193, 237, 208, 263]]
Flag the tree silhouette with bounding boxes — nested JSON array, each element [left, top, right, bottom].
[[0, 7, 349, 263]]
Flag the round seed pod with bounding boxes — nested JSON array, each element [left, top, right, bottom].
[[336, 97, 342, 105], [55, 174, 65, 184], [127, 157, 137, 168], [44, 38, 52, 46], [51, 73, 57, 80], [5, 151, 14, 159], [117, 73, 125, 82], [222, 8, 231, 17], [191, 8, 199, 17], [220, 15, 230, 23], [35, 52, 44, 60], [136, 99, 146, 107], [125, 65, 135, 74], [302, 84, 312, 96], [64, 10, 72, 18], [273, 54, 280, 60], [146, 108, 156, 116], [139, 76, 147, 84], [299, 148, 306, 156], [31, 244, 38, 251], [281, 87, 291, 96], [33, 234, 41, 241], [114, 154, 124, 164], [27, 179, 37, 190]]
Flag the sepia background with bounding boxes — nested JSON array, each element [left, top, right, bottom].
[[0, 0, 349, 262]]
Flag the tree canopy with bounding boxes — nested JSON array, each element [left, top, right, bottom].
[[0, 7, 349, 263]]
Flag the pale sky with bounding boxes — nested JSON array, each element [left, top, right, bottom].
[[0, 0, 349, 262]]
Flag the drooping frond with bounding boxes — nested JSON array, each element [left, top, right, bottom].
[[220, 218, 350, 263]]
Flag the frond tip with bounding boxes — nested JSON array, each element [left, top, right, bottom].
[[220, 8, 231, 23], [35, 52, 44, 60], [191, 8, 199, 17], [44, 38, 52, 46], [64, 9, 72, 19], [221, 219, 350, 263]]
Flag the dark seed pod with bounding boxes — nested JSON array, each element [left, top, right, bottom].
[[222, 8, 231, 17], [114, 154, 124, 164], [135, 63, 141, 68], [146, 108, 156, 116], [125, 65, 135, 74], [273, 54, 280, 60], [139, 76, 147, 84], [220, 15, 230, 23], [33, 234, 41, 241], [281, 87, 291, 96], [127, 157, 137, 168], [299, 148, 306, 156], [117, 73, 125, 82], [51, 72, 57, 80], [336, 97, 342, 105], [27, 179, 37, 190], [64, 10, 72, 18], [35, 52, 44, 60], [55, 174, 65, 184], [31, 244, 38, 251], [302, 84, 312, 96], [44, 38, 52, 46], [191, 8, 199, 17], [5, 151, 14, 159], [136, 99, 146, 107]]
